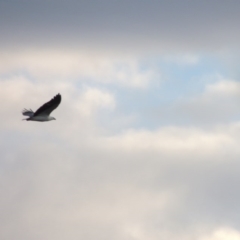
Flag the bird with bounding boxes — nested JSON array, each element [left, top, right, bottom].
[[22, 94, 61, 122]]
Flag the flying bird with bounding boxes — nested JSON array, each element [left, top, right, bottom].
[[22, 94, 61, 122]]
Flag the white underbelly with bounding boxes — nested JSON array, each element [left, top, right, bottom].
[[31, 116, 50, 122]]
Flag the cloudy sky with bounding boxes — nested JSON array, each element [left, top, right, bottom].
[[1, 1, 240, 239]]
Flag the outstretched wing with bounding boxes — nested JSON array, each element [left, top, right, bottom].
[[34, 94, 61, 117], [22, 108, 34, 117]]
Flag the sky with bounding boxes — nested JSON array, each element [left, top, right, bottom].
[[1, 0, 240, 239]]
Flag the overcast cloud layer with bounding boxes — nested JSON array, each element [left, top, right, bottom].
[[1, 1, 240, 240], [1, 0, 240, 52]]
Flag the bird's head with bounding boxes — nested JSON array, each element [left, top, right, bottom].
[[49, 117, 56, 121]]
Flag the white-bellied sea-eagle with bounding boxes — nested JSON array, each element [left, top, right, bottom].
[[22, 94, 61, 122]]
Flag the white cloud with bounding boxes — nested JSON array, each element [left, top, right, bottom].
[[76, 87, 115, 117], [200, 228, 240, 240], [206, 80, 240, 96], [0, 49, 158, 88], [2, 116, 240, 240], [96, 123, 240, 159]]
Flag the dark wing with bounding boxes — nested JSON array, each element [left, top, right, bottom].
[[34, 94, 61, 116]]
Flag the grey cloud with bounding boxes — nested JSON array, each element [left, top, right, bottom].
[[2, 2, 240, 237], [149, 80, 240, 128], [2, 123, 240, 240], [0, 75, 240, 239], [1, 0, 240, 52]]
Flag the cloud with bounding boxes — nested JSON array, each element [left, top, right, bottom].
[[200, 228, 240, 240], [164, 54, 200, 65], [76, 87, 115, 116], [99, 125, 235, 155], [152, 78, 240, 127], [0, 74, 116, 140], [2, 1, 240, 239], [0, 49, 158, 88], [1, 1, 240, 53], [2, 112, 240, 240], [206, 80, 240, 96], [1, 72, 240, 240]]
